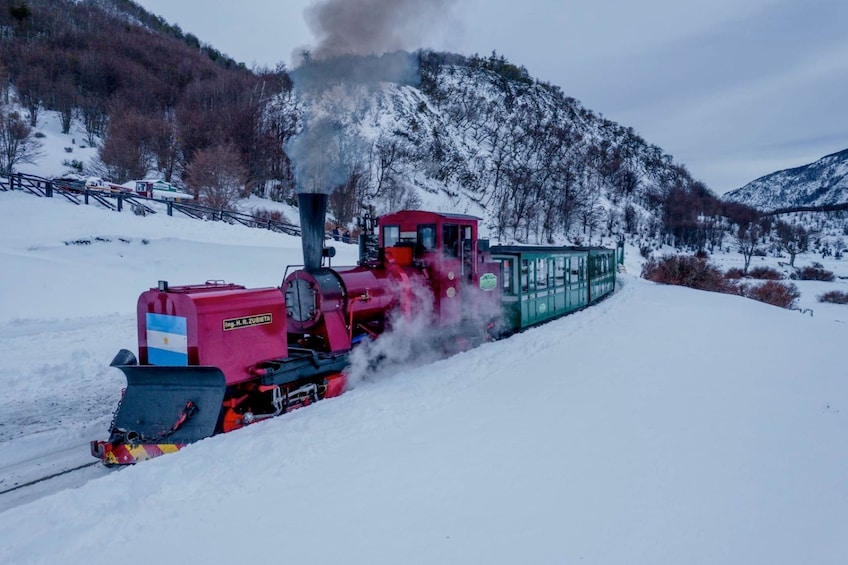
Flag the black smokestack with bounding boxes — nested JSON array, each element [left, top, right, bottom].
[[298, 192, 328, 271]]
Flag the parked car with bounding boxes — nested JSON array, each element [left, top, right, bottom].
[[51, 175, 86, 192], [133, 179, 195, 200]]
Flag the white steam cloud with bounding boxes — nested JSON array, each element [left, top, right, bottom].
[[344, 279, 443, 387], [344, 276, 504, 388]]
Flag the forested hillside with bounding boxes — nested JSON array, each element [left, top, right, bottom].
[[0, 0, 291, 192]]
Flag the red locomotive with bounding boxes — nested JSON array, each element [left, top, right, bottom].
[[91, 193, 502, 464]]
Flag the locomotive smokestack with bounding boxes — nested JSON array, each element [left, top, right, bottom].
[[298, 192, 328, 272]]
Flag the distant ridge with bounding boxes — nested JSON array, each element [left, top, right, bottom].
[[723, 148, 848, 211]]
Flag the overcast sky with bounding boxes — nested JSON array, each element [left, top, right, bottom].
[[135, 0, 848, 195]]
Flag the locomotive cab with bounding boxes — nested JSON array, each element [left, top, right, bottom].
[[377, 211, 501, 329], [283, 206, 502, 355]]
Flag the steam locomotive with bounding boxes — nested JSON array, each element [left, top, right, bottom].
[[91, 193, 617, 465]]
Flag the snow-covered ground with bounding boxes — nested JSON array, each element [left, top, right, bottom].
[[0, 189, 846, 564], [14, 111, 99, 181]]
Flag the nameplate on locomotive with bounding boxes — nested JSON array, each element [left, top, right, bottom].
[[223, 313, 273, 331]]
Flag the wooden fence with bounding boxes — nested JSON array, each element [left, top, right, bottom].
[[1, 172, 304, 237]]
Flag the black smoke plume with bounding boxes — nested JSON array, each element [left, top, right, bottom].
[[303, 0, 459, 61]]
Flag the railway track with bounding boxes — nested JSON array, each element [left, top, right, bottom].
[[0, 440, 114, 513]]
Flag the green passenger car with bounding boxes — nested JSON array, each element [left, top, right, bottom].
[[490, 245, 617, 334]]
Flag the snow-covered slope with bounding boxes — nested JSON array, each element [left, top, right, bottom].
[[279, 57, 694, 246], [1, 189, 846, 564], [723, 148, 848, 211]]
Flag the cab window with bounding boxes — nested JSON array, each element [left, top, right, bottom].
[[417, 224, 437, 255], [383, 225, 400, 247], [443, 224, 459, 258]]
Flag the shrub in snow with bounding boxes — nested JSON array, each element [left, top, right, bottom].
[[747, 266, 784, 280], [726, 266, 782, 280], [744, 281, 801, 309], [251, 208, 290, 225], [641, 255, 733, 293], [818, 291, 848, 305], [792, 262, 835, 282], [725, 267, 745, 279], [62, 159, 84, 172]]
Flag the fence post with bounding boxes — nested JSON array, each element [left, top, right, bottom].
[[15, 172, 22, 190], [117, 194, 123, 212], [46, 180, 53, 197], [84, 189, 89, 205], [167, 202, 173, 216]]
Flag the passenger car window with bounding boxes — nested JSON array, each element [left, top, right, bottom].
[[501, 259, 514, 295], [536, 258, 547, 288], [521, 259, 529, 292], [555, 257, 565, 286]]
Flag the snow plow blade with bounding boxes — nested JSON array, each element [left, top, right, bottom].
[[91, 365, 227, 465]]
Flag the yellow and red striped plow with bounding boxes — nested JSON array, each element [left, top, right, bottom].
[[98, 442, 184, 465]]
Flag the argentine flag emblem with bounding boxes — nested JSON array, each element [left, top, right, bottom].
[[146, 313, 188, 366]]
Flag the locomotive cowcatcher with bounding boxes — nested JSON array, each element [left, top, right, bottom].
[[91, 193, 502, 465]]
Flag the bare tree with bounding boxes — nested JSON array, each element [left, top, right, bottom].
[[0, 62, 10, 105], [98, 106, 157, 182], [151, 108, 181, 183], [0, 106, 42, 174], [700, 215, 724, 253], [186, 144, 247, 210], [51, 75, 77, 134], [624, 204, 639, 235], [79, 93, 109, 146], [578, 188, 602, 244], [372, 133, 402, 197], [330, 169, 365, 225], [774, 221, 811, 267], [834, 237, 845, 260], [736, 222, 761, 273], [13, 67, 47, 127]]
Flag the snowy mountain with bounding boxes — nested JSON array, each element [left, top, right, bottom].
[[723, 148, 848, 211], [279, 52, 704, 247]]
